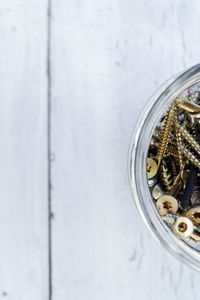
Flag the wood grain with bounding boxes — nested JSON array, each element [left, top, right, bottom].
[[50, 1, 200, 300], [1, 0, 200, 299], [0, 1, 49, 299]]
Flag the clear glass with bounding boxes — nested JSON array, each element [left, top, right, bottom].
[[129, 64, 200, 270]]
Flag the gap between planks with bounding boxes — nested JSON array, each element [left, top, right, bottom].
[[47, 0, 52, 299]]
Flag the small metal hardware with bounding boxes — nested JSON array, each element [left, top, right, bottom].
[[147, 89, 200, 244]]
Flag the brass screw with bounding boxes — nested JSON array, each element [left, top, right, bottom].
[[179, 144, 200, 170], [176, 97, 200, 113], [176, 121, 200, 157], [160, 162, 173, 191], [157, 105, 176, 168], [174, 113, 184, 171]]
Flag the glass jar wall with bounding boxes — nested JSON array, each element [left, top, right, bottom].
[[129, 64, 200, 270]]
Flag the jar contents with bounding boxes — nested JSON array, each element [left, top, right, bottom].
[[147, 86, 200, 244]]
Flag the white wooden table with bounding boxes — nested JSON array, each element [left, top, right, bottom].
[[1, 1, 200, 299]]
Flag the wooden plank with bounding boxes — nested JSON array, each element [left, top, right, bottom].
[[51, 1, 200, 299], [0, 1, 49, 299]]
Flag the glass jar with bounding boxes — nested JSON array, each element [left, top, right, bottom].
[[129, 64, 200, 270]]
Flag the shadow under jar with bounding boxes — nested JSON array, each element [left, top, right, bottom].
[[129, 64, 200, 270]]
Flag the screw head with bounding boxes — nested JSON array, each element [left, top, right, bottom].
[[173, 216, 194, 239], [147, 158, 158, 179], [156, 195, 178, 215], [186, 205, 200, 224]]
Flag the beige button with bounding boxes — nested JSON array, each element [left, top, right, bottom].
[[156, 195, 178, 215], [186, 205, 200, 224], [173, 216, 194, 239], [147, 158, 158, 179]]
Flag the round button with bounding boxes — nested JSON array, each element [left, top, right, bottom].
[[173, 216, 194, 239], [186, 205, 200, 224], [156, 195, 178, 215], [147, 158, 158, 179]]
